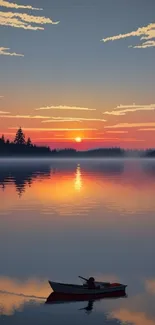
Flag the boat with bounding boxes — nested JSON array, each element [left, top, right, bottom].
[[46, 291, 127, 305], [48, 276, 127, 299]]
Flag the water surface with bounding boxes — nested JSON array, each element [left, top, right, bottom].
[[0, 158, 155, 324]]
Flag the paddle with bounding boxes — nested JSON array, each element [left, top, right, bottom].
[[78, 276, 88, 282]]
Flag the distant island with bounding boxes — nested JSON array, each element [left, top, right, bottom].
[[0, 128, 154, 158]]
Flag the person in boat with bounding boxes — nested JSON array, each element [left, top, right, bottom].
[[87, 277, 96, 289]]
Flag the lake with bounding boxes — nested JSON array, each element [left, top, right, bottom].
[[0, 158, 155, 325]]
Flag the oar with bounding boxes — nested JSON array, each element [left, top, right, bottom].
[[78, 276, 88, 282]]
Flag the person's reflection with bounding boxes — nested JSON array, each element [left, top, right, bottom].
[[79, 300, 94, 315], [74, 164, 82, 191]]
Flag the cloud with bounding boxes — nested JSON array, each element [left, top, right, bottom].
[[111, 309, 155, 325], [0, 110, 10, 113], [9, 127, 97, 131], [139, 128, 155, 131], [0, 114, 51, 119], [41, 120, 83, 123], [145, 279, 155, 295], [121, 138, 144, 142], [106, 130, 128, 134], [0, 10, 59, 30], [115, 104, 155, 109], [36, 105, 96, 111], [36, 136, 143, 143], [0, 46, 24, 56], [105, 123, 155, 129], [0, 95, 4, 98], [38, 137, 120, 141], [0, 0, 42, 10], [42, 117, 106, 123], [101, 22, 155, 48], [0, 114, 105, 123], [130, 40, 155, 49], [0, 276, 49, 316], [104, 104, 155, 116]]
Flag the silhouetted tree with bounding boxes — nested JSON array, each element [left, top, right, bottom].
[[26, 137, 32, 147], [0, 134, 5, 144], [6, 139, 10, 144], [14, 127, 25, 145]]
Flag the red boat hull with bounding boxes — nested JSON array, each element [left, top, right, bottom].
[[46, 290, 127, 303]]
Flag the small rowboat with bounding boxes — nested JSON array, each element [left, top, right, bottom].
[[48, 276, 127, 299], [46, 291, 127, 305]]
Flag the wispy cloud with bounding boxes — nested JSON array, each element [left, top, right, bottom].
[[0, 10, 59, 30], [122, 138, 144, 142], [106, 130, 128, 134], [0, 0, 42, 11], [145, 279, 155, 295], [42, 117, 106, 123], [111, 309, 155, 325], [0, 110, 10, 113], [0, 114, 51, 119], [0, 46, 24, 56], [0, 276, 49, 316], [42, 119, 83, 123], [105, 123, 155, 129], [9, 127, 97, 131], [130, 40, 155, 49], [37, 137, 144, 143], [0, 95, 4, 98], [36, 105, 96, 111], [139, 128, 155, 131], [104, 104, 155, 116], [101, 22, 155, 48], [1, 132, 15, 135], [37, 137, 120, 141], [115, 104, 155, 109], [36, 137, 143, 142], [0, 114, 105, 122]]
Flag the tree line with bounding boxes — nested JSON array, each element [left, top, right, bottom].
[[2, 127, 148, 157], [0, 127, 50, 156], [0, 127, 32, 146]]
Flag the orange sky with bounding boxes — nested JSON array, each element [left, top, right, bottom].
[[0, 103, 155, 149], [0, 1, 155, 149]]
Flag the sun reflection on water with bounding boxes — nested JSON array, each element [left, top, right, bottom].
[[74, 164, 82, 191]]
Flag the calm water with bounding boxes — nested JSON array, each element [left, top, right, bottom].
[[0, 158, 155, 325]]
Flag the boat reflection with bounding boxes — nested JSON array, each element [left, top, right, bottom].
[[79, 300, 94, 314], [46, 292, 127, 314]]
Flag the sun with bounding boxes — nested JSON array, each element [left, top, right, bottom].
[[75, 137, 82, 143]]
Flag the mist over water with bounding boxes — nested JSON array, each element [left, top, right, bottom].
[[0, 159, 155, 324]]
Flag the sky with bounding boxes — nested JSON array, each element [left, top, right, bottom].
[[0, 0, 155, 150]]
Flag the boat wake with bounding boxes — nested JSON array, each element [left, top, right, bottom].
[[0, 290, 46, 300]]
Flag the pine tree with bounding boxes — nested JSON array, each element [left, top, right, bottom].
[[14, 127, 26, 145], [1, 135, 5, 143], [26, 137, 32, 147]]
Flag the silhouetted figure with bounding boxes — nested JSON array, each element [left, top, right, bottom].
[[87, 277, 95, 289]]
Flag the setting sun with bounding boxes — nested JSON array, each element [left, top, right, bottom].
[[75, 137, 82, 143]]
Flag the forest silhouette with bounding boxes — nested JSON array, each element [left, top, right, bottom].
[[0, 128, 154, 157], [0, 127, 125, 157]]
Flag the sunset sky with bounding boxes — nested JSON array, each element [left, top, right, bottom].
[[0, 0, 155, 149]]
